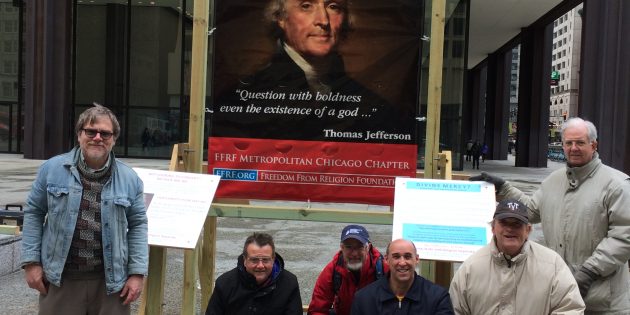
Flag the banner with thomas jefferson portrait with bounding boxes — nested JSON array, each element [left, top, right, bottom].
[[209, 0, 422, 205]]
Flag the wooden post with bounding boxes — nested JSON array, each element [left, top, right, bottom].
[[138, 247, 167, 315], [183, 0, 211, 312], [181, 247, 199, 315], [187, 0, 209, 174], [420, 151, 454, 287], [437, 150, 452, 180], [418, 0, 450, 288], [200, 216, 217, 311], [423, 0, 446, 179], [434, 151, 454, 287]]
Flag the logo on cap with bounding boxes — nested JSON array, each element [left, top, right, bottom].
[[345, 228, 362, 235], [494, 199, 529, 224], [506, 201, 520, 212], [340, 225, 370, 245]]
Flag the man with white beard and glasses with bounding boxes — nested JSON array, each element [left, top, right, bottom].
[[308, 225, 388, 315]]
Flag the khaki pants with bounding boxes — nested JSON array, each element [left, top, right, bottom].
[[39, 276, 129, 315]]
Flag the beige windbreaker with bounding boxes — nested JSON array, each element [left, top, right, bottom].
[[450, 239, 584, 315], [499, 153, 630, 314]]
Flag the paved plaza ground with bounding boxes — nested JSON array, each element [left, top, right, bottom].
[[0, 153, 562, 314]]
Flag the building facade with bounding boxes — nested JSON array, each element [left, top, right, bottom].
[[550, 4, 582, 129], [0, 1, 20, 153], [3, 0, 470, 170]]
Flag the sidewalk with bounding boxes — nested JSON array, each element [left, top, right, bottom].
[[0, 153, 562, 314]]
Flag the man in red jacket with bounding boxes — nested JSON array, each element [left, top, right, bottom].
[[308, 225, 388, 315]]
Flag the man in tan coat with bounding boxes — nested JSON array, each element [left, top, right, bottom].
[[450, 199, 584, 315]]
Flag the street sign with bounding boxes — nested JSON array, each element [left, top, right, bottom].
[[551, 70, 559, 86]]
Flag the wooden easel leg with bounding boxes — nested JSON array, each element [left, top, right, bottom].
[[139, 246, 166, 315], [199, 216, 217, 312]]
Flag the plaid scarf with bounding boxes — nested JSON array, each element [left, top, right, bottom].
[[64, 153, 112, 272]]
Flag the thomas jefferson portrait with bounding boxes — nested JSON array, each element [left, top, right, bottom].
[[211, 0, 421, 144]]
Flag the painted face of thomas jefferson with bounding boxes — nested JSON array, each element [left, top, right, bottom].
[[277, 0, 347, 60]]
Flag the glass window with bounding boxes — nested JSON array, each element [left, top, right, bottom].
[[0, 104, 10, 152], [74, 3, 114, 105], [74, 0, 188, 157], [453, 18, 464, 36], [4, 20, 17, 33], [452, 40, 463, 58], [3, 60, 16, 74], [127, 108, 181, 157], [1, 82, 12, 97], [3, 41, 13, 53]]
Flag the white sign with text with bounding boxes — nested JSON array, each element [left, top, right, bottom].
[[134, 168, 221, 249], [393, 178, 495, 262]]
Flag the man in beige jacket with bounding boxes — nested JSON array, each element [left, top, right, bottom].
[[449, 199, 585, 315]]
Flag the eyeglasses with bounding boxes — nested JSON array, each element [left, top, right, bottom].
[[562, 140, 589, 148], [82, 128, 114, 140], [246, 256, 273, 265]]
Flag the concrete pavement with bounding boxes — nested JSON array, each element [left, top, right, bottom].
[[0, 152, 562, 314]]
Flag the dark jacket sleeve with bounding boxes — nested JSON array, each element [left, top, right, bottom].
[[205, 285, 225, 315], [206, 271, 232, 315], [434, 290, 455, 315], [349, 285, 371, 315]]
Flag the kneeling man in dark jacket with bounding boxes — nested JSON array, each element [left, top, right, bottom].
[[351, 239, 453, 315], [205, 232, 303, 315]]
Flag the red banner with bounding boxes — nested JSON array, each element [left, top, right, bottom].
[[210, 138, 416, 205]]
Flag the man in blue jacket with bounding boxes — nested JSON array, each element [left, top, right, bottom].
[[21, 103, 148, 315], [350, 239, 453, 314], [206, 232, 303, 315]]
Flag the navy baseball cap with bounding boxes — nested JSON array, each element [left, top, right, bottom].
[[340, 225, 370, 245], [494, 199, 529, 224]]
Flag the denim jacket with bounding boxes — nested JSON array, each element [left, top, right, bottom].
[[21, 147, 148, 294]]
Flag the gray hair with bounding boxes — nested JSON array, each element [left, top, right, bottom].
[[75, 102, 121, 140], [264, 0, 353, 40], [560, 117, 597, 143]]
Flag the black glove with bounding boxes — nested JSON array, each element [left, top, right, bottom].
[[574, 266, 597, 298], [469, 172, 506, 191]]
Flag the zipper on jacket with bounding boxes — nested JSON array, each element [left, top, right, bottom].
[[396, 295, 404, 309]]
